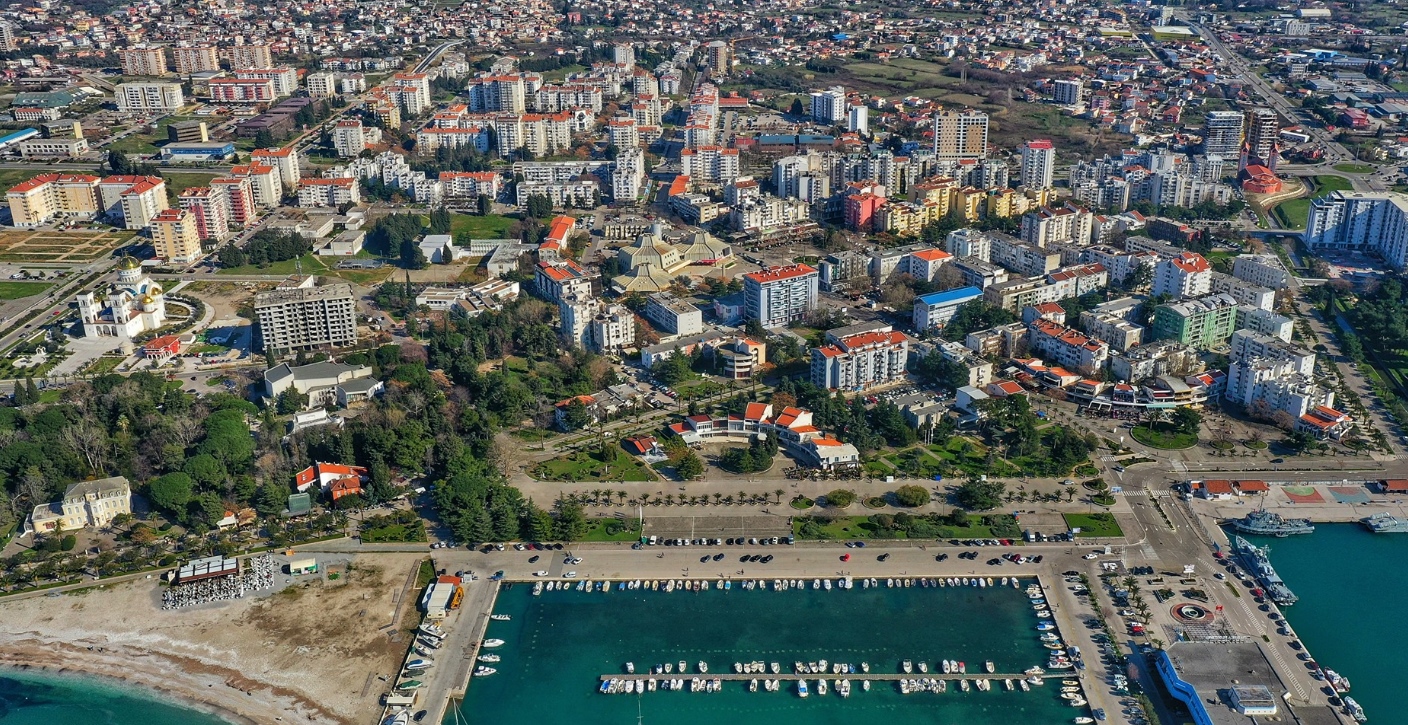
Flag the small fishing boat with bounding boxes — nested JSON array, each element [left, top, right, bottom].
[[797, 680, 809, 698], [489, 614, 510, 621], [477, 654, 499, 663]]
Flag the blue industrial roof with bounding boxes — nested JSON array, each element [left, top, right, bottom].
[[917, 287, 982, 306], [0, 128, 39, 145]]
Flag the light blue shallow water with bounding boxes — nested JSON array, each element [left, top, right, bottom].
[[447, 578, 1090, 725], [0, 669, 234, 725], [1244, 523, 1407, 725]]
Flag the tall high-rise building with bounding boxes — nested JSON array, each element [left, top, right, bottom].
[[932, 109, 989, 161], [1202, 111, 1245, 158], [613, 43, 635, 67], [1306, 191, 1408, 269], [120, 47, 168, 77], [226, 44, 273, 69], [306, 71, 337, 99], [744, 263, 818, 328], [810, 86, 847, 125], [0, 23, 18, 52], [1244, 107, 1280, 170], [1052, 78, 1082, 106], [253, 280, 357, 353], [1019, 139, 1056, 190], [115, 83, 185, 113], [848, 104, 869, 135], [149, 209, 203, 264], [704, 41, 732, 76], [172, 46, 219, 75]]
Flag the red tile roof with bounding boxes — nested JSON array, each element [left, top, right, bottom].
[[744, 263, 817, 284]]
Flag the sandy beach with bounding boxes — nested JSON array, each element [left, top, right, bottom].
[[0, 553, 428, 725]]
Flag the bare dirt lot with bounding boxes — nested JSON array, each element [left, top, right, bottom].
[[0, 229, 134, 263], [0, 553, 427, 725]]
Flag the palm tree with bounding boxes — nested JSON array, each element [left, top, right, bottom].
[[712, 492, 723, 505], [723, 495, 734, 505], [1064, 486, 1077, 502], [737, 490, 747, 505], [664, 493, 675, 506], [774, 488, 785, 504], [616, 490, 627, 505]]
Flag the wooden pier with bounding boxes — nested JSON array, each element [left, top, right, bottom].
[[598, 672, 1067, 682]]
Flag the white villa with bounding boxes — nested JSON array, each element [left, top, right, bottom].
[[24, 476, 132, 535], [667, 402, 860, 470]]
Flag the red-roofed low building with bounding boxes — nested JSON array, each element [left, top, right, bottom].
[[1379, 479, 1408, 494], [141, 334, 182, 361], [622, 435, 663, 459], [1193, 479, 1236, 500], [1295, 406, 1353, 440], [294, 461, 369, 495]]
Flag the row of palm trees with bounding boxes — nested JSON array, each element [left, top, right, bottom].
[[561, 489, 789, 508], [1005, 487, 1079, 503]]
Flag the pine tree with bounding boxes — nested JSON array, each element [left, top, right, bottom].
[[25, 378, 39, 404], [12, 380, 27, 406]]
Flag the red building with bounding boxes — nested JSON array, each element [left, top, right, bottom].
[[1240, 164, 1283, 194], [843, 191, 886, 232], [142, 335, 181, 360]]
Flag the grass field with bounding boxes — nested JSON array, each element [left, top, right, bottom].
[[1333, 163, 1376, 174], [0, 229, 135, 263], [218, 253, 393, 285], [0, 281, 52, 300], [583, 518, 643, 542], [1273, 175, 1354, 229], [1130, 422, 1198, 450], [1063, 513, 1124, 538], [531, 450, 656, 482], [163, 172, 222, 198], [450, 213, 519, 239], [794, 513, 1016, 541]]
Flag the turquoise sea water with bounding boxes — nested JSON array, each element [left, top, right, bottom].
[[0, 669, 234, 725], [1244, 524, 1407, 725], [448, 578, 1089, 725]]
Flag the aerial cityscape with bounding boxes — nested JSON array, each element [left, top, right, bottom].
[[3, 0, 1408, 723]]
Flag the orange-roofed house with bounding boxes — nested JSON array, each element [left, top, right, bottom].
[[1193, 479, 1236, 500], [1295, 406, 1353, 440], [905, 248, 953, 283], [987, 381, 1026, 398], [539, 215, 575, 261], [294, 461, 369, 495], [1234, 480, 1269, 495]]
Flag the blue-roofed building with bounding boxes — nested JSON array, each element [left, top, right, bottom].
[[913, 286, 982, 331], [0, 128, 39, 151]]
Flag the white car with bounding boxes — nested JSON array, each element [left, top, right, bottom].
[[1083, 553, 1099, 560], [563, 571, 578, 578], [532, 570, 548, 577]]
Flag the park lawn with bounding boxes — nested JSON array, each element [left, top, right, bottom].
[[359, 519, 427, 543], [219, 253, 325, 276], [1334, 163, 1375, 173], [1063, 513, 1125, 538], [450, 213, 518, 239], [163, 172, 221, 197], [81, 356, 125, 375], [1130, 422, 1198, 450], [532, 450, 656, 482], [582, 519, 643, 542], [0, 281, 52, 300], [793, 514, 1013, 541], [1274, 176, 1355, 229]]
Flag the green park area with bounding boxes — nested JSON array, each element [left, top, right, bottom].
[[1063, 513, 1124, 538], [1130, 421, 1199, 450], [359, 510, 427, 542], [450, 213, 518, 239], [1273, 175, 1354, 229], [217, 252, 391, 285], [0, 281, 52, 300], [583, 518, 643, 542], [1333, 163, 1375, 174], [794, 512, 1023, 541], [531, 449, 656, 482]]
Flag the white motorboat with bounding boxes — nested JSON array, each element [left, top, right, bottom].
[[985, 660, 994, 673], [863, 680, 871, 692], [383, 710, 410, 725], [797, 680, 809, 698], [489, 614, 510, 621], [818, 679, 827, 696], [482, 639, 505, 648], [903, 660, 913, 674], [918, 661, 928, 673], [698, 661, 708, 674], [472, 667, 496, 677], [477, 654, 499, 663], [626, 662, 635, 674]]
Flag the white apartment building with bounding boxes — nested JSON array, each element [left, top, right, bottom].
[[1027, 318, 1110, 376], [1020, 204, 1093, 247], [1232, 254, 1292, 290], [811, 328, 911, 390], [297, 178, 360, 208], [251, 147, 301, 189], [932, 109, 989, 161], [590, 304, 637, 353], [116, 82, 185, 113], [1020, 139, 1056, 190], [680, 146, 740, 184], [1306, 191, 1408, 269], [645, 292, 703, 336], [811, 86, 848, 125], [332, 119, 367, 158], [1053, 78, 1082, 105], [1152, 252, 1212, 299], [306, 71, 338, 99], [744, 263, 818, 328], [234, 68, 298, 97], [226, 44, 273, 70]]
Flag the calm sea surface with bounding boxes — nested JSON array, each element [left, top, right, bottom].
[[0, 669, 233, 725], [446, 577, 1091, 725], [1244, 523, 1406, 725]]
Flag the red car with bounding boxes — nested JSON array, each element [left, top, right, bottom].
[[841, 553, 851, 562]]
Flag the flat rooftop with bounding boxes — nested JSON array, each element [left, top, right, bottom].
[[1161, 642, 1339, 725]]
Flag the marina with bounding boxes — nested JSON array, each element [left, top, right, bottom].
[[443, 574, 1092, 725]]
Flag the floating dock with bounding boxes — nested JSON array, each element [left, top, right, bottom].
[[598, 673, 1054, 682]]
